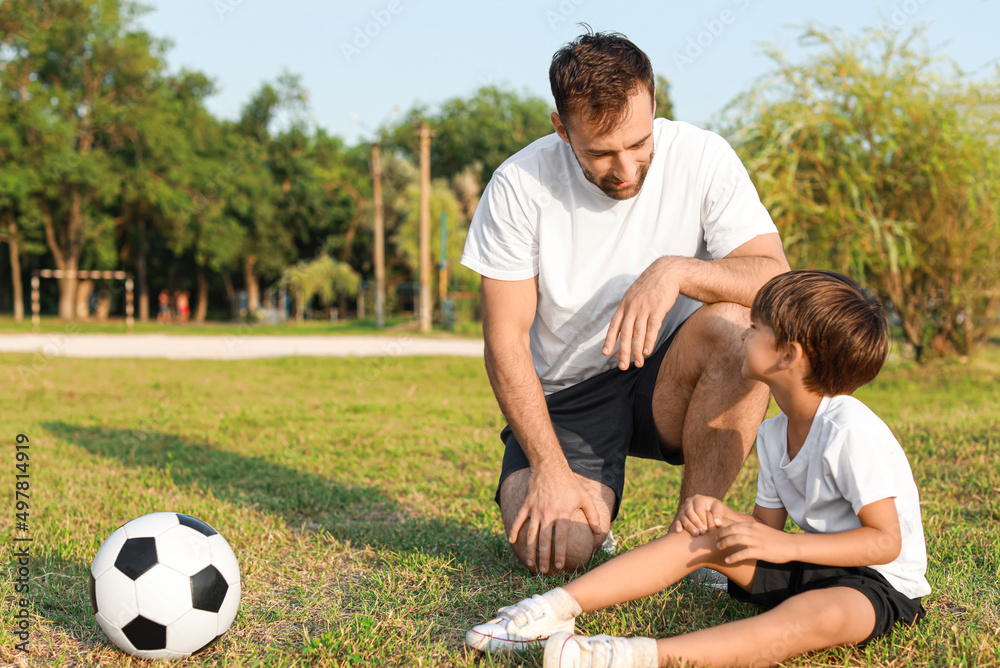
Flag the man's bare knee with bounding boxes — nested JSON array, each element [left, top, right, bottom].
[[498, 469, 614, 575]]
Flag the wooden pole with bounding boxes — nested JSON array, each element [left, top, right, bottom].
[[31, 273, 39, 331], [438, 211, 447, 303], [418, 123, 433, 333], [372, 143, 385, 328]]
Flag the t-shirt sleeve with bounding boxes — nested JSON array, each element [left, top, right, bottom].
[[828, 424, 899, 515], [700, 137, 779, 259], [754, 424, 784, 509], [460, 171, 538, 280]]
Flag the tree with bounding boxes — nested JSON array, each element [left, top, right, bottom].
[[654, 74, 675, 121], [279, 253, 359, 323], [720, 25, 1000, 360], [0, 0, 167, 319], [159, 71, 246, 323], [387, 86, 553, 188], [0, 81, 36, 322]]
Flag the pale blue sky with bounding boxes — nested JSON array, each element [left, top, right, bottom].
[[138, 1, 1000, 145]]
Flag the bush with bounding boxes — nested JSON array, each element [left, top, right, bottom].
[[721, 25, 1000, 360]]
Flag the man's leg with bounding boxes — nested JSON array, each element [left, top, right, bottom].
[[499, 468, 616, 575], [652, 302, 770, 507]]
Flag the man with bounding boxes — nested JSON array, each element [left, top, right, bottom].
[[460, 29, 789, 576]]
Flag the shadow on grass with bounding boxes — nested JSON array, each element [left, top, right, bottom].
[[35, 422, 516, 658], [42, 421, 507, 565]]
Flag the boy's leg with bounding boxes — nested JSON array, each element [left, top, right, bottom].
[[467, 526, 749, 653], [654, 586, 875, 667], [562, 527, 756, 613]]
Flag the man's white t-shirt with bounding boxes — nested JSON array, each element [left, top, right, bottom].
[[461, 118, 778, 394], [755, 394, 931, 599]]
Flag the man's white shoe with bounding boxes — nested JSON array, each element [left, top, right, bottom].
[[466, 594, 576, 653], [600, 530, 617, 556], [543, 632, 658, 668]]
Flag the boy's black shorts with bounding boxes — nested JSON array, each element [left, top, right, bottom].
[[728, 561, 926, 645], [495, 319, 690, 521]]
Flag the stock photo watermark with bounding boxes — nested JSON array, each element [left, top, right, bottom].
[[214, 0, 247, 21], [11, 433, 32, 654], [340, 1, 404, 63], [545, 0, 589, 30], [672, 0, 753, 73], [882, 0, 931, 31]]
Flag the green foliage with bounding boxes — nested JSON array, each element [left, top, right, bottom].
[[280, 253, 360, 321], [654, 74, 675, 120], [392, 176, 479, 294], [721, 25, 1000, 360], [387, 85, 553, 186]]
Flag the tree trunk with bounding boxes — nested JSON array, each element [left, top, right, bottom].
[[76, 279, 94, 319], [137, 217, 149, 323], [295, 287, 305, 323], [57, 262, 78, 320], [194, 271, 209, 323], [223, 271, 236, 319], [95, 291, 111, 321], [45, 187, 85, 320], [5, 214, 23, 323], [244, 254, 259, 317]]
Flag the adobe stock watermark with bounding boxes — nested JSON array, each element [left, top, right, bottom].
[[672, 0, 752, 73], [341, 1, 403, 63], [214, 0, 247, 21], [882, 0, 931, 31], [544, 0, 589, 30]]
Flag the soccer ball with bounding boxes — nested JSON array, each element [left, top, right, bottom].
[[89, 512, 241, 659]]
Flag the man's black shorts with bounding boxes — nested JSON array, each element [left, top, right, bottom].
[[496, 320, 689, 520], [728, 561, 926, 645]]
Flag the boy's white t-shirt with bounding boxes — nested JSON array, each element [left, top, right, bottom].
[[755, 394, 931, 599], [461, 118, 778, 394]]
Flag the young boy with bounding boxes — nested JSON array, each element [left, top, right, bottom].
[[466, 270, 930, 667]]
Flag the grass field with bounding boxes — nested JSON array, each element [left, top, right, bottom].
[[0, 344, 997, 667]]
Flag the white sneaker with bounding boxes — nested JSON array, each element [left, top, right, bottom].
[[543, 632, 658, 668], [466, 594, 576, 653], [600, 530, 617, 556], [687, 567, 728, 592]]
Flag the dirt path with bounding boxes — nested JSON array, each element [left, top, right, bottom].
[[0, 333, 484, 360]]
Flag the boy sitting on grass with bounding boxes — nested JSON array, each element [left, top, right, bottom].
[[466, 270, 929, 668]]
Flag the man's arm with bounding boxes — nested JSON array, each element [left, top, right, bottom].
[[604, 232, 789, 369], [481, 276, 602, 572], [717, 498, 902, 567]]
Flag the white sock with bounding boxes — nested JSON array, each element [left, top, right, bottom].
[[628, 637, 659, 668], [541, 587, 583, 620]]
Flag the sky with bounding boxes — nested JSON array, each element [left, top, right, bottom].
[[136, 0, 1000, 146]]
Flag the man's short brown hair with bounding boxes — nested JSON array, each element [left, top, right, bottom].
[[549, 27, 655, 136], [751, 270, 889, 396]]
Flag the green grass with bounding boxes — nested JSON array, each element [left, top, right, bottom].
[[0, 345, 997, 666], [0, 315, 483, 338]]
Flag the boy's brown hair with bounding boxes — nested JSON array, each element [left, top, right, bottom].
[[549, 27, 655, 136], [751, 270, 889, 396]]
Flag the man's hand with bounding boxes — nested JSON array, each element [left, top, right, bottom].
[[715, 521, 796, 565], [602, 257, 681, 370], [508, 469, 603, 573], [673, 494, 732, 536]]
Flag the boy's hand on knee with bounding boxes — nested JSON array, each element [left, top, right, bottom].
[[674, 494, 729, 536], [716, 521, 794, 564]]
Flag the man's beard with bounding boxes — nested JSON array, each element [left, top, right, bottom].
[[578, 147, 654, 201]]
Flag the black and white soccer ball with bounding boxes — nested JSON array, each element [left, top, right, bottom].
[[89, 512, 241, 659]]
